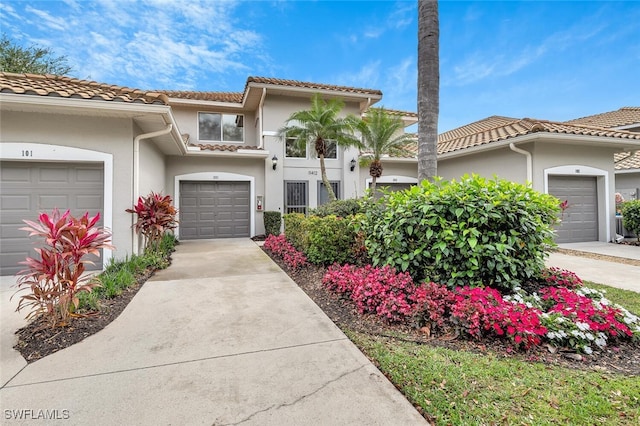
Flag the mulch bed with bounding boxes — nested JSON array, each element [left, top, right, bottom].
[[11, 247, 640, 377], [264, 251, 640, 377], [13, 270, 154, 363]]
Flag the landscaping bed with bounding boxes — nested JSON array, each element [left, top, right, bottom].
[[268, 251, 640, 375]]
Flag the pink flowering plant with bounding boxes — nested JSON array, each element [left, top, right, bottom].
[[263, 234, 308, 270], [539, 286, 640, 353], [323, 263, 416, 322], [539, 267, 583, 289], [319, 262, 639, 353]]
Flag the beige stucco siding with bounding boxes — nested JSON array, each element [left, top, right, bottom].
[[138, 136, 167, 196], [615, 172, 640, 198], [261, 95, 363, 210], [532, 141, 619, 242], [0, 110, 135, 258], [438, 146, 528, 183], [171, 106, 258, 147], [165, 155, 266, 235]]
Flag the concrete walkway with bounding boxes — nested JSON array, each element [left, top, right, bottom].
[[546, 242, 640, 293], [0, 239, 426, 425]]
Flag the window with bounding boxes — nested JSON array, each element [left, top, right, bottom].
[[318, 181, 340, 205], [198, 112, 244, 142], [285, 138, 306, 158], [285, 181, 308, 214], [284, 137, 337, 159], [311, 140, 337, 159]]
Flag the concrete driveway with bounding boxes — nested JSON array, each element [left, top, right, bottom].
[[0, 239, 426, 425]]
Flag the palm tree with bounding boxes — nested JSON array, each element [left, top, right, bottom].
[[417, 0, 439, 181], [278, 93, 360, 202], [357, 108, 415, 194]]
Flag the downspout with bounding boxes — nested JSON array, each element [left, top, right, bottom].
[[258, 88, 267, 149], [509, 142, 532, 185], [132, 124, 173, 254]]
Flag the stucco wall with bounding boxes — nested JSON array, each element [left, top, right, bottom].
[[438, 146, 528, 184], [138, 135, 167, 196], [165, 155, 266, 234], [261, 95, 364, 211], [532, 141, 619, 242], [171, 106, 258, 147], [0, 110, 135, 259], [615, 172, 640, 200]]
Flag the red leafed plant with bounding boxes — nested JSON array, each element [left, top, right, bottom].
[[13, 209, 114, 327], [126, 192, 178, 252]]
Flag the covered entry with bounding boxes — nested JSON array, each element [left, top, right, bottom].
[[548, 175, 598, 243], [0, 161, 104, 275], [179, 181, 250, 239]]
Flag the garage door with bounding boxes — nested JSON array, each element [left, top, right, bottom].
[[179, 181, 250, 239], [548, 176, 598, 243], [0, 161, 104, 276]]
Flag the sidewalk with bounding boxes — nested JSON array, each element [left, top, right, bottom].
[[0, 239, 426, 425], [546, 242, 640, 293]]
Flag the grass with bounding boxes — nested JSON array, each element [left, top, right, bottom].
[[345, 282, 640, 425], [77, 233, 177, 311], [585, 281, 640, 315], [348, 331, 639, 425]]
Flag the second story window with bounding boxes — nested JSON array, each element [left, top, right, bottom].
[[198, 112, 244, 142], [284, 137, 337, 159]]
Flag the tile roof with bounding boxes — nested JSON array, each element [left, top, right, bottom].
[[162, 90, 243, 103], [615, 151, 640, 170], [437, 117, 640, 155], [161, 76, 382, 103], [196, 144, 262, 152], [566, 107, 640, 128], [0, 72, 168, 104], [245, 76, 382, 96]]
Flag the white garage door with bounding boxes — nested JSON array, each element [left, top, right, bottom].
[[0, 161, 104, 276], [179, 181, 250, 239], [548, 176, 598, 243]]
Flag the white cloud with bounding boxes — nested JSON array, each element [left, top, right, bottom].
[[24, 5, 67, 31], [12, 0, 265, 90]]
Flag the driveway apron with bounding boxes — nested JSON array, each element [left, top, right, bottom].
[[0, 239, 426, 425]]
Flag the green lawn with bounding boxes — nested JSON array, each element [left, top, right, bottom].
[[346, 283, 640, 425]]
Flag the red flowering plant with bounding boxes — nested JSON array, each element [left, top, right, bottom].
[[263, 234, 308, 270], [13, 209, 113, 327], [126, 192, 178, 252], [539, 267, 583, 289], [322, 264, 416, 322], [410, 282, 457, 329], [539, 286, 639, 353]]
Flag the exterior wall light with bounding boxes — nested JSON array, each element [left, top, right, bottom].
[[272, 155, 278, 170], [349, 158, 356, 172]]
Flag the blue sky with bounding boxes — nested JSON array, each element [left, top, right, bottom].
[[1, 0, 639, 132]]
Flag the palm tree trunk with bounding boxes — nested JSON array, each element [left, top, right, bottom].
[[417, 0, 439, 181], [319, 154, 337, 202]]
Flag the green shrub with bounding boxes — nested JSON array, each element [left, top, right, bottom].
[[622, 200, 640, 241], [360, 175, 560, 291], [306, 215, 358, 265], [283, 213, 309, 252], [310, 198, 363, 217], [264, 211, 282, 236]]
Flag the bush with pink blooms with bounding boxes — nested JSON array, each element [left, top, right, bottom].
[[323, 263, 416, 322], [263, 234, 308, 270], [264, 235, 640, 354], [539, 267, 583, 289], [320, 262, 640, 352]]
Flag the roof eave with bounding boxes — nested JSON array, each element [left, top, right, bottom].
[[439, 132, 640, 160]]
